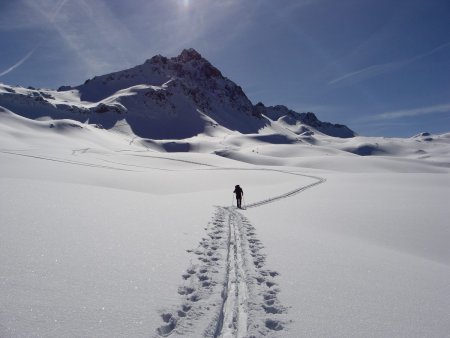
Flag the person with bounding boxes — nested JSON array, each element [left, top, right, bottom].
[[233, 185, 244, 209]]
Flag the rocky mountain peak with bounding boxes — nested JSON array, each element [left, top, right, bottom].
[[175, 48, 203, 63], [2, 48, 356, 140], [171, 49, 223, 80], [145, 48, 222, 80], [146, 54, 169, 65]]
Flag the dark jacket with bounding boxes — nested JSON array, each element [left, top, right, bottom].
[[234, 186, 243, 198]]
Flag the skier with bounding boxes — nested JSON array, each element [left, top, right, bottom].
[[233, 185, 244, 209]]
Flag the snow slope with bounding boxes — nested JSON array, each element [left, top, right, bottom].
[[0, 48, 355, 141], [1, 108, 449, 337]]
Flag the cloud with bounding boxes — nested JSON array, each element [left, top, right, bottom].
[[370, 103, 450, 121], [0, 0, 66, 78], [148, 0, 258, 56], [3, 0, 262, 82], [21, 0, 142, 75], [16, 0, 255, 78], [0, 47, 37, 77], [329, 41, 450, 86], [328, 62, 400, 85]]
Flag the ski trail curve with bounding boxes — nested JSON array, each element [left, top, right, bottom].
[[245, 171, 325, 209], [156, 168, 325, 337]]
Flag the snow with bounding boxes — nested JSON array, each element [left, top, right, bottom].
[[246, 173, 450, 335], [0, 48, 353, 141], [1, 48, 449, 337], [1, 108, 449, 337]]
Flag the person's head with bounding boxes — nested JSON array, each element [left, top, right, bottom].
[[235, 185, 240, 188]]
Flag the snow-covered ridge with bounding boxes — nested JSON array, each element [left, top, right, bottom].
[[0, 48, 354, 140]]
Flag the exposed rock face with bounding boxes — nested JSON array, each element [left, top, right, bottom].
[[254, 102, 355, 138], [0, 48, 355, 139]]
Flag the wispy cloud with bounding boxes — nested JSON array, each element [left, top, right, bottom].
[[21, 0, 142, 75], [0, 0, 67, 78], [16, 0, 253, 78], [0, 47, 37, 77], [328, 62, 400, 85], [148, 0, 258, 56], [329, 41, 450, 86], [370, 103, 450, 121]]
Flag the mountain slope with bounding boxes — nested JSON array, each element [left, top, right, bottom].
[[0, 48, 354, 140]]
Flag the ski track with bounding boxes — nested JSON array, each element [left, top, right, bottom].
[[0, 148, 323, 337], [156, 207, 290, 337], [157, 166, 325, 337], [0, 150, 136, 172]]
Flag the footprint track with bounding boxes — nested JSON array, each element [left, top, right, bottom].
[[156, 208, 229, 337], [156, 207, 288, 337], [156, 169, 325, 336]]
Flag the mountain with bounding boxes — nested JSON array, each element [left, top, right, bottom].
[[0, 48, 355, 141]]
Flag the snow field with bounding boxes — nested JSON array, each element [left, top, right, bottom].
[[0, 111, 449, 337], [245, 173, 450, 337], [0, 148, 306, 337]]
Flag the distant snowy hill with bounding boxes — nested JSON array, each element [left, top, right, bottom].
[[0, 48, 354, 141]]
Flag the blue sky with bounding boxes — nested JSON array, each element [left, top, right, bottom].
[[1, 0, 449, 137]]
